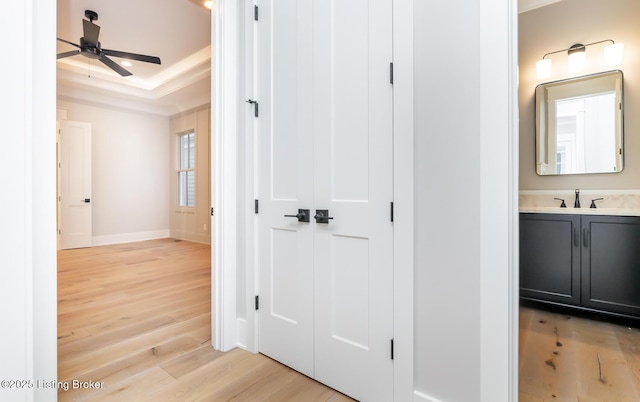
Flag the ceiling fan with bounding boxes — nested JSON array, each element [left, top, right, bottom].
[[57, 10, 161, 77]]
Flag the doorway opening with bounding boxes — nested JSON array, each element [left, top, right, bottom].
[[55, 0, 212, 397]]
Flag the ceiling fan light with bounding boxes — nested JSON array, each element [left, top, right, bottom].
[[121, 61, 132, 67], [204, 0, 213, 9]]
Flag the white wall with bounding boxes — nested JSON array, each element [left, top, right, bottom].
[[413, 0, 517, 401], [170, 105, 211, 244], [57, 98, 171, 245], [413, 1, 481, 399]]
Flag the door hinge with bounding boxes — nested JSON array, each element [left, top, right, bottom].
[[390, 62, 394, 84], [254, 5, 259, 21], [255, 295, 260, 310], [255, 199, 259, 214], [390, 201, 394, 222], [246, 99, 259, 117], [58, 229, 61, 235], [391, 339, 394, 360], [211, 207, 214, 216]]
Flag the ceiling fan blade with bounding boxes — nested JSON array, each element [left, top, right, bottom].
[[102, 49, 161, 65], [57, 38, 80, 48], [57, 50, 80, 60], [99, 55, 132, 77], [82, 19, 101, 46]]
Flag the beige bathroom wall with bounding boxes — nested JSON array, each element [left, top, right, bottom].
[[519, 0, 640, 190]]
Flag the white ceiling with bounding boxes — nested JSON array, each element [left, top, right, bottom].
[[56, 0, 212, 115], [519, 0, 563, 13]]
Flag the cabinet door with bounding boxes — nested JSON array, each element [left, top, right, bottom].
[[520, 213, 581, 305], [581, 215, 640, 316]]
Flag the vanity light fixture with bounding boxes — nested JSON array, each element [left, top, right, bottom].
[[567, 44, 586, 73], [187, 0, 213, 10], [536, 39, 624, 79]]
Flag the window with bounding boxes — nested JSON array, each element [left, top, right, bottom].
[[178, 131, 195, 207]]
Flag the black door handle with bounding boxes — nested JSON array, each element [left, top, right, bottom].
[[314, 210, 334, 224], [82, 198, 91, 203], [246, 99, 259, 117], [284, 209, 310, 222]]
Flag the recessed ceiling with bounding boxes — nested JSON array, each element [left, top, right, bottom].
[[519, 0, 563, 13], [56, 0, 211, 115]]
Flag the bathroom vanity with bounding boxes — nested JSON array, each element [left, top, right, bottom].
[[520, 209, 640, 319], [520, 67, 640, 318]]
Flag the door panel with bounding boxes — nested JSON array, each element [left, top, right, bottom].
[[59, 120, 92, 250], [330, 234, 370, 349], [257, 0, 314, 377], [519, 213, 581, 305], [313, 0, 393, 400], [270, 227, 306, 323], [582, 215, 640, 316]]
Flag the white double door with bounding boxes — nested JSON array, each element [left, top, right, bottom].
[[256, 1, 393, 400]]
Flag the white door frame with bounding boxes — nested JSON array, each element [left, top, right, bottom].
[[392, 1, 415, 399], [212, 0, 240, 352], [212, 0, 518, 400]]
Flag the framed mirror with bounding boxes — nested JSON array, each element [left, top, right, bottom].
[[535, 70, 623, 175]]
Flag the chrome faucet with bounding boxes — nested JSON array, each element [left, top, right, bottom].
[[574, 189, 580, 208]]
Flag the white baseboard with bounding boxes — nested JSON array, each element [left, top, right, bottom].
[[170, 230, 211, 245], [92, 230, 170, 246], [414, 390, 445, 402]]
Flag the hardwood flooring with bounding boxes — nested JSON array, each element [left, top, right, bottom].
[[57, 238, 353, 401], [519, 305, 640, 402]]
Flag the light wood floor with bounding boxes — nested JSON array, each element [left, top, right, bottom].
[[57, 238, 353, 401], [519, 305, 640, 402]]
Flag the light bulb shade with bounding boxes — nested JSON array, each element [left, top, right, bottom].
[[567, 51, 585, 73], [604, 43, 624, 66], [536, 59, 552, 79]]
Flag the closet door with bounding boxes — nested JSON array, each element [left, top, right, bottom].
[[256, 0, 315, 377], [256, 1, 393, 399], [312, 0, 394, 400]]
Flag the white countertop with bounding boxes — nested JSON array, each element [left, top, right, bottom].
[[519, 206, 640, 216], [520, 190, 640, 216]]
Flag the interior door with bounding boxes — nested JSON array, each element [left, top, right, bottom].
[[256, 0, 393, 400], [59, 120, 92, 249], [256, 0, 315, 377], [311, 1, 393, 400]]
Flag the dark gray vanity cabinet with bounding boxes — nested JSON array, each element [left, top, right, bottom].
[[520, 213, 581, 306], [520, 213, 640, 318], [581, 215, 640, 317]]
